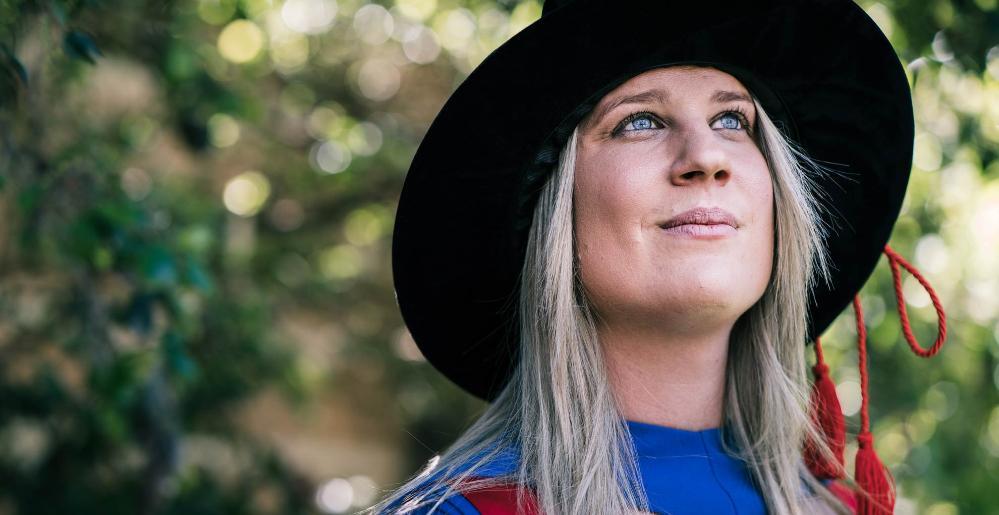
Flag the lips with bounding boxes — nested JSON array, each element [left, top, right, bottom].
[[659, 207, 738, 229]]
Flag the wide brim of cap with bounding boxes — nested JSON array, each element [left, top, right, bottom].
[[392, 0, 914, 402]]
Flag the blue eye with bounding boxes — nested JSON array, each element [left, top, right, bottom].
[[714, 111, 750, 131], [615, 112, 663, 135], [611, 109, 753, 137]]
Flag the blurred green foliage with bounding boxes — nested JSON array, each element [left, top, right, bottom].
[[0, 0, 997, 514]]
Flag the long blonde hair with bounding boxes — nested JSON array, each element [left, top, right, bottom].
[[370, 84, 856, 515]]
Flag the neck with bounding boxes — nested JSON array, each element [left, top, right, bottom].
[[600, 322, 732, 431]]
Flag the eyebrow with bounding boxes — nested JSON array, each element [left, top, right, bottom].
[[588, 88, 754, 127]]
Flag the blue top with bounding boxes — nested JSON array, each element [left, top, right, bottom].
[[390, 419, 833, 514], [390, 420, 828, 515]]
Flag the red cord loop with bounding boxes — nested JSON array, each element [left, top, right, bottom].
[[883, 243, 947, 358], [807, 245, 947, 513]]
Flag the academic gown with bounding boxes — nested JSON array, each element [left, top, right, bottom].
[[389, 419, 841, 514]]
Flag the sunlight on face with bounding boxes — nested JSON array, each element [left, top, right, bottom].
[[574, 65, 774, 336]]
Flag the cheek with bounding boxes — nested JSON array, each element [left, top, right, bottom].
[[573, 150, 651, 297], [573, 151, 648, 233], [741, 153, 774, 223], [755, 178, 774, 228], [746, 161, 776, 278]]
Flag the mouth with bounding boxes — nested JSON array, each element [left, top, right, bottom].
[[658, 206, 738, 239], [659, 206, 738, 230], [658, 223, 737, 238]]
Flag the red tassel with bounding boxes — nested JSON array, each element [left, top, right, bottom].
[[855, 431, 896, 515], [852, 296, 895, 514], [809, 244, 948, 512], [804, 336, 846, 480]]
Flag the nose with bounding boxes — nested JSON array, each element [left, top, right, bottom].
[[668, 127, 732, 187]]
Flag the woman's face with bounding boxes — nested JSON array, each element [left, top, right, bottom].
[[574, 65, 774, 335]]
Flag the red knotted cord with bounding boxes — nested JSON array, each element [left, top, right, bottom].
[[853, 294, 896, 515], [808, 243, 948, 515], [853, 296, 872, 440], [883, 243, 947, 358]]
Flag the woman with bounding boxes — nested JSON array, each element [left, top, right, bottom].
[[375, 0, 946, 514]]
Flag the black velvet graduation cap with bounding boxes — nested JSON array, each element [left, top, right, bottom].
[[391, 0, 914, 403]]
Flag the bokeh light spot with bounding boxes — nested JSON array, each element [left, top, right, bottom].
[[355, 58, 400, 101], [906, 409, 938, 445], [344, 208, 383, 245], [878, 429, 910, 466], [348, 475, 378, 507], [345, 121, 383, 156], [836, 380, 861, 417], [902, 275, 931, 308], [198, 0, 237, 25], [923, 381, 959, 421], [864, 3, 894, 40], [914, 233, 949, 275], [913, 132, 942, 171], [401, 25, 440, 64], [353, 4, 394, 45], [315, 477, 353, 513], [394, 0, 437, 21], [509, 0, 541, 35], [433, 8, 475, 52], [310, 140, 352, 174], [307, 103, 348, 140], [223, 171, 271, 217], [271, 33, 311, 72], [318, 245, 362, 279], [217, 20, 265, 63], [282, 0, 338, 35], [208, 113, 241, 147]]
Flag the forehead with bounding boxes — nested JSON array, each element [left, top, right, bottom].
[[581, 65, 754, 131], [603, 65, 749, 100]]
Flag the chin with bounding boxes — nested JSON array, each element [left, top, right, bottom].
[[658, 279, 757, 313]]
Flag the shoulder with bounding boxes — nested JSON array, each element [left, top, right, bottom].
[[375, 479, 482, 515], [383, 445, 523, 514], [453, 481, 540, 515], [382, 479, 537, 515]]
